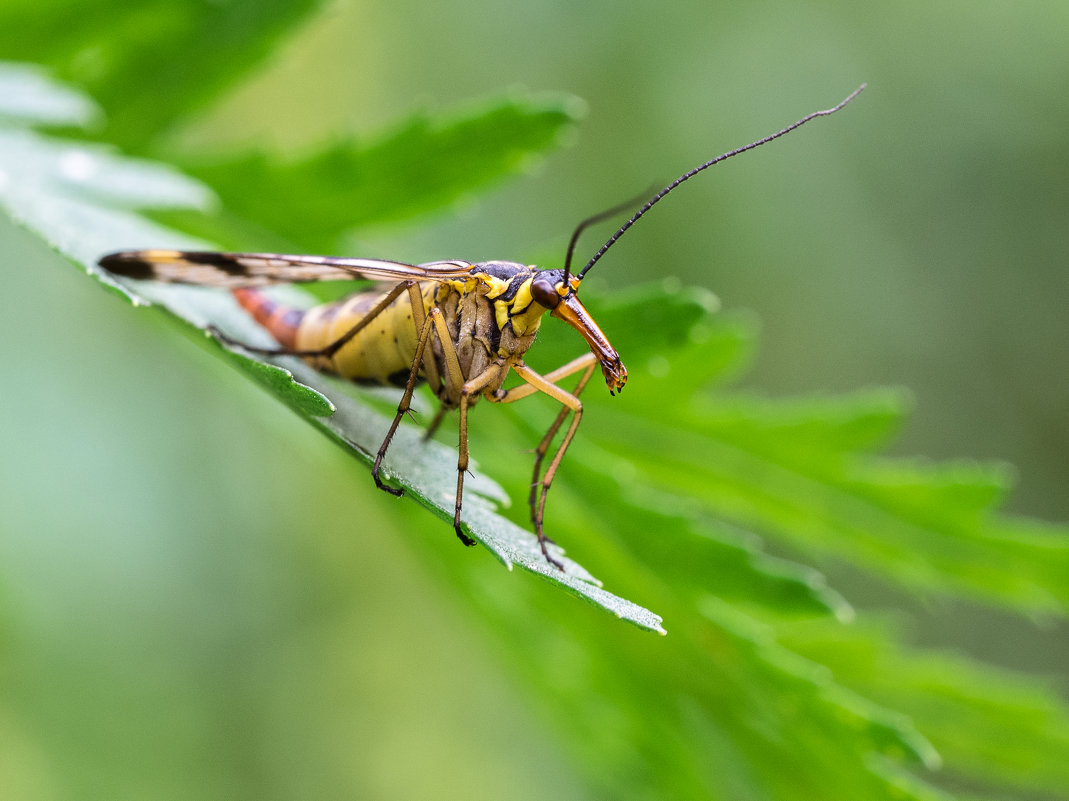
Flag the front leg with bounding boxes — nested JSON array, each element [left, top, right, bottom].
[[493, 356, 597, 571], [453, 361, 508, 547]]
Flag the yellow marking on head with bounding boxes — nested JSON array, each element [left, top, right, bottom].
[[555, 276, 580, 298], [499, 278, 548, 337]]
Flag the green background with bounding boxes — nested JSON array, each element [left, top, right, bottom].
[[184, 0, 1069, 520], [2, 1, 1067, 799]]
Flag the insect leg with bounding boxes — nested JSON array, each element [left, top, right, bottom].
[[371, 307, 477, 549], [495, 357, 598, 569], [371, 306, 442, 497], [526, 362, 598, 536], [454, 360, 508, 548], [492, 353, 597, 404], [422, 405, 449, 441], [412, 311, 492, 549], [494, 355, 597, 496]]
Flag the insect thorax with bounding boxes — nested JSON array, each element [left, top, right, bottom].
[[428, 261, 553, 404]]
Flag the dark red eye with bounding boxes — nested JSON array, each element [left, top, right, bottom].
[[530, 274, 561, 309]]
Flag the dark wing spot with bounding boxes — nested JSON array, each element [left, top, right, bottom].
[[98, 253, 154, 279], [182, 252, 247, 275]]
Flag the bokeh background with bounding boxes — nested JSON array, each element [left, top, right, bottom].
[[177, 0, 1069, 519], [2, 1, 1067, 798]]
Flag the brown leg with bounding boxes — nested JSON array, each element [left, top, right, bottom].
[[371, 309, 441, 496], [453, 393, 476, 546], [422, 405, 449, 441], [451, 361, 506, 547], [451, 359, 513, 547], [494, 357, 597, 570], [527, 361, 597, 536], [373, 306, 475, 548], [422, 312, 479, 547]]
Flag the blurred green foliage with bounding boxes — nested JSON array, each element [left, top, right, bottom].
[[2, 2, 1068, 800], [174, 93, 586, 252]]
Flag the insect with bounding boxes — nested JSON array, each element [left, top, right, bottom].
[[99, 86, 863, 570]]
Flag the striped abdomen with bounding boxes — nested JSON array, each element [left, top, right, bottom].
[[235, 284, 443, 388], [232, 288, 303, 349]]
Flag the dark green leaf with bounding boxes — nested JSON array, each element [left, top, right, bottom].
[[0, 0, 324, 150], [784, 619, 1069, 797], [174, 91, 585, 250], [548, 281, 1069, 616]]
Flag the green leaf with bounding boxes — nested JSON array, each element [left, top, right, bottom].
[[438, 530, 946, 801], [525, 281, 1069, 618], [0, 128, 212, 267], [559, 285, 1069, 616], [7, 63, 1069, 801], [171, 91, 585, 251], [0, 0, 324, 150], [580, 466, 855, 619], [464, 278, 1069, 798], [136, 291, 664, 632], [216, 345, 335, 419], [783, 618, 1069, 798], [0, 67, 662, 633], [0, 61, 101, 128]]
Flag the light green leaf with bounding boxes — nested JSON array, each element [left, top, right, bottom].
[[0, 68, 663, 633], [0, 61, 101, 128]]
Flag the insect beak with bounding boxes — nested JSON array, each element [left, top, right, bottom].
[[552, 294, 628, 394]]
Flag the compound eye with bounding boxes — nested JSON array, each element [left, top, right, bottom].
[[530, 274, 561, 309]]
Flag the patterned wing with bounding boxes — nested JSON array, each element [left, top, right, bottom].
[[98, 249, 477, 288]]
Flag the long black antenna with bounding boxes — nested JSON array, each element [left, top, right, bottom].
[[561, 188, 658, 284], [575, 84, 866, 282]]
